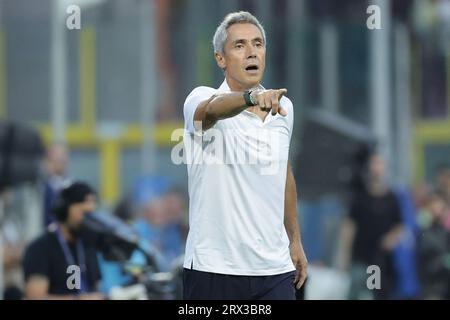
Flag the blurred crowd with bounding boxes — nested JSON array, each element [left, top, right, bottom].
[[1, 143, 188, 300], [413, 165, 450, 299], [338, 152, 450, 300], [0, 0, 449, 300], [2, 143, 449, 300]]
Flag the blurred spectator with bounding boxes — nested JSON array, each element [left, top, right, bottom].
[[98, 197, 136, 296], [391, 189, 421, 299], [133, 176, 185, 272], [413, 183, 434, 210], [434, 164, 450, 231], [98, 187, 187, 297], [417, 190, 450, 299], [113, 196, 137, 223], [134, 196, 182, 272], [22, 182, 103, 300], [341, 153, 404, 299], [436, 164, 450, 202], [162, 187, 188, 243], [42, 144, 71, 228], [1, 191, 24, 300]]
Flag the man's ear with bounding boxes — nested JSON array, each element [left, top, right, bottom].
[[215, 52, 226, 70]]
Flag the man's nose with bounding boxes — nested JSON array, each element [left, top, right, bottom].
[[246, 45, 257, 59]]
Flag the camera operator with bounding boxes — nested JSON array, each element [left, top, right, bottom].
[[22, 181, 104, 299]]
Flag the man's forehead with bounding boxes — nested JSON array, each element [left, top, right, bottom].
[[227, 23, 263, 41]]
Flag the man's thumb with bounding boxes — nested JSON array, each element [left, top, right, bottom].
[[278, 88, 288, 98]]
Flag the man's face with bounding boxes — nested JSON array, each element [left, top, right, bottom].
[[163, 192, 185, 223], [428, 194, 446, 220], [215, 23, 266, 91], [46, 145, 69, 177], [66, 194, 97, 233], [368, 154, 386, 181], [142, 198, 167, 227], [437, 169, 450, 197]]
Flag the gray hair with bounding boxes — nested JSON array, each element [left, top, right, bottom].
[[213, 11, 266, 55]]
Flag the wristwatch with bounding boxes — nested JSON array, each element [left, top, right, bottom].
[[243, 90, 257, 107]]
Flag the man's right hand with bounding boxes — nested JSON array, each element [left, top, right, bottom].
[[251, 89, 288, 116]]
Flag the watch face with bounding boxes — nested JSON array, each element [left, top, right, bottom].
[[249, 91, 256, 106], [244, 91, 255, 106]]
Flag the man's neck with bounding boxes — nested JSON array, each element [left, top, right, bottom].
[[367, 180, 387, 196], [224, 77, 261, 92], [58, 223, 75, 243]]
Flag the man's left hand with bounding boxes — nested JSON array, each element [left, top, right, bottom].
[[289, 242, 308, 289]]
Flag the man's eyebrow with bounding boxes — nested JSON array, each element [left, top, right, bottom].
[[232, 38, 246, 44], [232, 37, 264, 45]]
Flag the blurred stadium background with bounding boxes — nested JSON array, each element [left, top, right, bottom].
[[0, 0, 449, 299]]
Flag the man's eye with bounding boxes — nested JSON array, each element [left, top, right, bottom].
[[235, 44, 243, 49], [255, 42, 263, 48]]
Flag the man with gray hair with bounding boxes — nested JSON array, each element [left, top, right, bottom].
[[182, 11, 307, 300]]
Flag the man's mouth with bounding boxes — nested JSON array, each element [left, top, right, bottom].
[[245, 64, 259, 72]]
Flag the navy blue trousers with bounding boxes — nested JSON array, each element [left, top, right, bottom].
[[183, 268, 296, 300]]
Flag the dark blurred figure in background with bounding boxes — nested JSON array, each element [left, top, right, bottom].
[[1, 191, 24, 300], [341, 153, 404, 299], [436, 165, 450, 200], [113, 196, 136, 223], [417, 190, 450, 299], [42, 144, 71, 228], [22, 182, 103, 300], [98, 196, 137, 296], [435, 164, 450, 231]]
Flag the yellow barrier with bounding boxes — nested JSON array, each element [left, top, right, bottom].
[[80, 27, 96, 129], [414, 119, 450, 183]]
